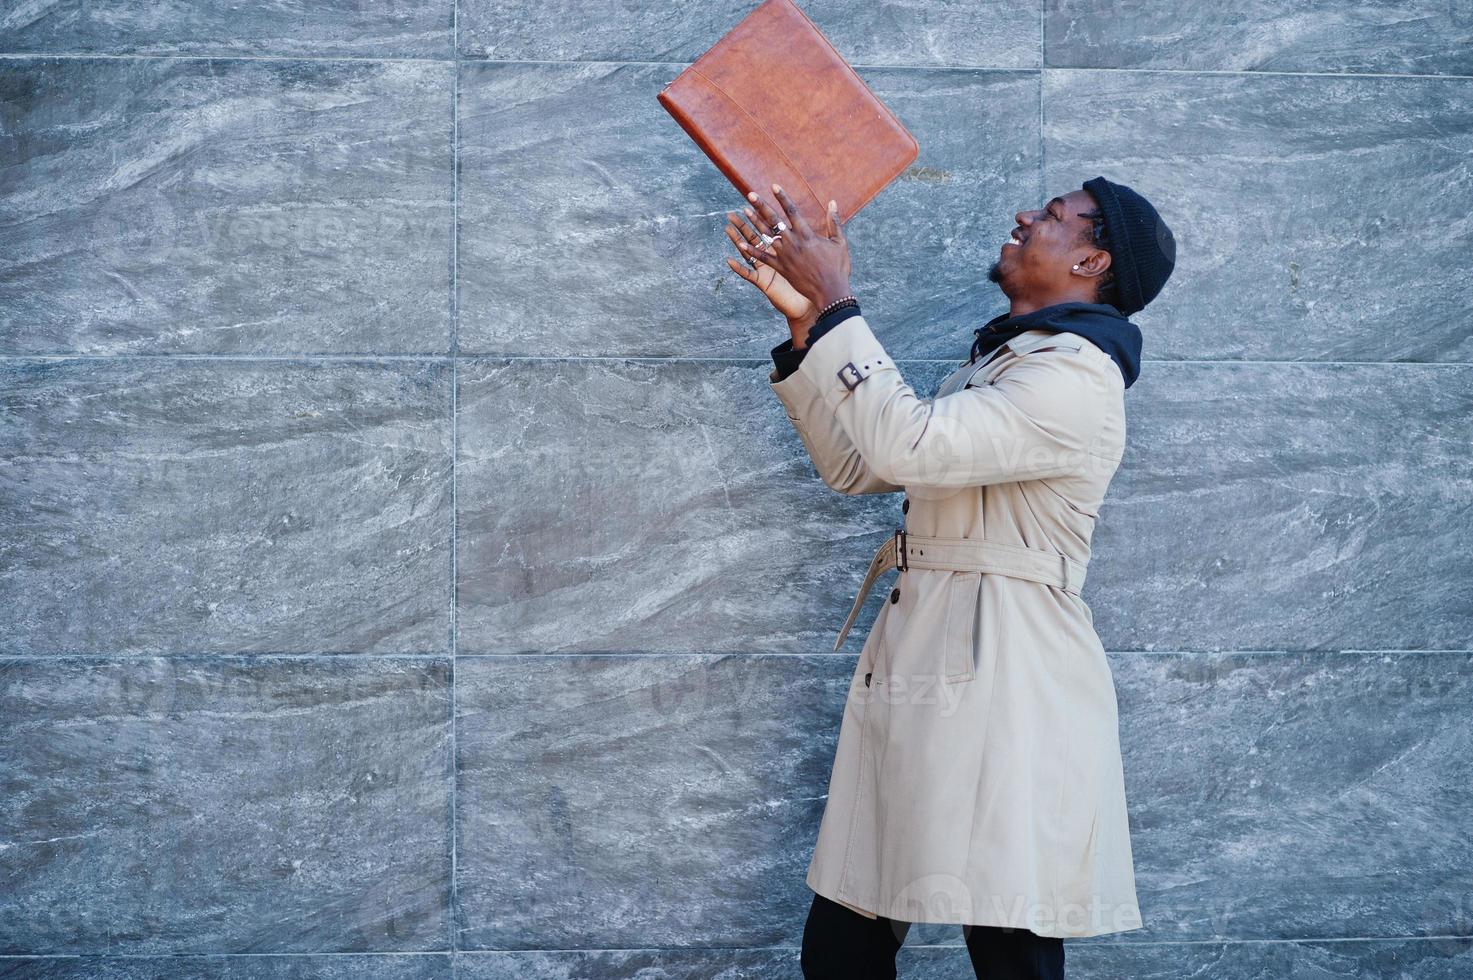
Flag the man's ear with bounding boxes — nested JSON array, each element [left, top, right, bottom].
[[1074, 248, 1111, 278]]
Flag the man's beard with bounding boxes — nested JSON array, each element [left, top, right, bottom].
[[986, 258, 1004, 285]]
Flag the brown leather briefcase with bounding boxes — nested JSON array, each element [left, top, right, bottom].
[[657, 0, 920, 223]]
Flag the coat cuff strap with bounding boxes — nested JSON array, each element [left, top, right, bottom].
[[770, 305, 862, 382], [793, 313, 894, 411]]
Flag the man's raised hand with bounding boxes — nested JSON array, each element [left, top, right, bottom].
[[724, 207, 815, 325]]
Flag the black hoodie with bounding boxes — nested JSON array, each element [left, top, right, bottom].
[[969, 301, 1143, 389]]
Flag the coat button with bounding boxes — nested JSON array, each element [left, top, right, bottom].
[[902, 498, 909, 513], [890, 587, 900, 604]]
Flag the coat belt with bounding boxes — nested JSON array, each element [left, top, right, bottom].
[[833, 529, 1089, 652]]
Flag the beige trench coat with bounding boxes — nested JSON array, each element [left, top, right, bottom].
[[768, 313, 1142, 939]]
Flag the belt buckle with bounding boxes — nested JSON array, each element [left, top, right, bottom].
[[837, 362, 864, 391], [894, 528, 908, 572]]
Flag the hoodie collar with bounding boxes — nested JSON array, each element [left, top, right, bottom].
[[970, 301, 1144, 389]]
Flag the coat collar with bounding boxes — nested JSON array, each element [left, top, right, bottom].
[[973, 328, 1083, 367], [1003, 329, 1081, 356]]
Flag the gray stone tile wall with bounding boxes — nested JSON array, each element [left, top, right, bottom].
[[1, 1, 1467, 976]]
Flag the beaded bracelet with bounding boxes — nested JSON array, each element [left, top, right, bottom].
[[815, 295, 858, 320]]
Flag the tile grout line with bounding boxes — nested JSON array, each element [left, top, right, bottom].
[[2, 933, 1468, 959], [1, 51, 1471, 81], [1038, 13, 1046, 202], [0, 51, 451, 63], [1039, 0, 1046, 71], [2, 354, 1468, 368], [450, 0, 461, 970], [2, 649, 1469, 661]]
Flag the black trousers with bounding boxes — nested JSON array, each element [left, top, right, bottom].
[[800, 893, 1065, 980]]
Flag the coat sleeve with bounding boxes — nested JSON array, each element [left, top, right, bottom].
[[789, 313, 1116, 489], [768, 357, 905, 496]]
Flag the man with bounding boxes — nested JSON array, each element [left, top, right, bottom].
[[723, 176, 1176, 979]]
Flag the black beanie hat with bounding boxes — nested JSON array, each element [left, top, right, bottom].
[[1081, 176, 1176, 315]]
